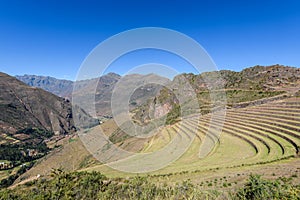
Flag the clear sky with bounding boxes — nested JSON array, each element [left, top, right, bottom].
[[0, 0, 299, 80]]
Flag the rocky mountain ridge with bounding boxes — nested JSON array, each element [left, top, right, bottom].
[[132, 65, 300, 125], [0, 72, 98, 136]]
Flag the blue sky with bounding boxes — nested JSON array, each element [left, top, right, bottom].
[[0, 0, 299, 80]]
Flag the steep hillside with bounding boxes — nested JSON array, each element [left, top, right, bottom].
[[17, 73, 165, 119], [0, 72, 97, 135], [195, 65, 300, 90], [0, 72, 100, 187], [8, 65, 300, 192], [132, 65, 299, 125], [15, 75, 73, 98], [15, 73, 122, 101]]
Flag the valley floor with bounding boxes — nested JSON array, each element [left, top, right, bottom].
[[11, 96, 300, 194]]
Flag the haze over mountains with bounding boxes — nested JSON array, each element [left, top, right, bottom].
[[16, 65, 300, 98], [1, 0, 299, 197], [1, 64, 300, 196], [16, 74, 74, 98], [13, 64, 300, 141], [0, 72, 98, 136], [16, 65, 300, 123], [16, 73, 168, 118]]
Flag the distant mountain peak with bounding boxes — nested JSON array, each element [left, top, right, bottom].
[[1, 72, 98, 135], [105, 72, 121, 78]]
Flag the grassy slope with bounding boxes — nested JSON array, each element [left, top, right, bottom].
[[13, 92, 300, 191], [80, 97, 300, 183]]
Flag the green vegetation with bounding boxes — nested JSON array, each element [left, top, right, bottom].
[[218, 90, 283, 105], [235, 174, 300, 200], [0, 171, 299, 199], [3, 66, 299, 199], [0, 141, 48, 188], [165, 104, 181, 125], [89, 97, 300, 177], [0, 162, 34, 189], [164, 88, 283, 125], [0, 128, 51, 164], [0, 142, 48, 163], [0, 128, 53, 188], [68, 138, 77, 143], [109, 126, 133, 144], [15, 128, 54, 139]]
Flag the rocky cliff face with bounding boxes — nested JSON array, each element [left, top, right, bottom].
[[0, 72, 98, 135], [179, 65, 300, 91], [16, 65, 300, 126], [17, 73, 167, 119], [132, 65, 300, 125]]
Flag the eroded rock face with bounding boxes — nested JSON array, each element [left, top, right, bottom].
[[0, 72, 98, 135], [16, 73, 167, 120], [132, 65, 300, 125], [153, 103, 172, 119]]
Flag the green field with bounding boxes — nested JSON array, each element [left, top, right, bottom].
[[81, 97, 300, 179], [8, 96, 300, 199]]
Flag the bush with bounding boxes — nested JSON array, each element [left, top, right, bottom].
[[166, 104, 181, 125], [235, 174, 300, 200], [0, 172, 299, 200]]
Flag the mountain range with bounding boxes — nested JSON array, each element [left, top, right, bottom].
[[15, 65, 300, 125], [1, 64, 300, 191], [16, 73, 167, 119], [0, 72, 98, 136]]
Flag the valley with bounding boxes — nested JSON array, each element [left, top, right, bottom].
[[1, 1, 300, 198], [1, 65, 300, 199]]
